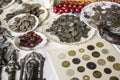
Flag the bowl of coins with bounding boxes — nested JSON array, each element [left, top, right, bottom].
[[0, 0, 15, 9], [44, 14, 96, 45], [8, 13, 39, 34]]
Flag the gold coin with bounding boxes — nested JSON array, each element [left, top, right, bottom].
[[79, 48, 85, 53], [68, 50, 76, 56], [82, 54, 90, 61], [83, 75, 90, 80], [93, 71, 102, 78], [110, 76, 119, 80], [107, 56, 115, 62], [66, 69, 75, 76], [97, 59, 106, 66], [96, 42, 104, 48], [113, 63, 120, 71], [62, 61, 70, 67]]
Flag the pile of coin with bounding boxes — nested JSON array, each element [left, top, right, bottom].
[[9, 14, 36, 32], [0, 0, 12, 8], [46, 15, 91, 43]]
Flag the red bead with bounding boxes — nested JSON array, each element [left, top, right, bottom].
[[58, 3, 63, 8], [59, 8, 64, 14], [70, 7, 75, 12], [63, 4, 68, 7], [78, 5, 83, 9], [54, 9, 59, 13], [53, 5, 58, 9], [73, 4, 77, 8], [62, 6, 68, 10], [75, 7, 81, 13], [68, 4, 73, 8], [65, 8, 70, 13]]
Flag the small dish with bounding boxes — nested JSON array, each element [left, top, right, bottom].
[[14, 31, 47, 51], [8, 13, 39, 34], [23, 2, 48, 22], [0, 0, 15, 9]]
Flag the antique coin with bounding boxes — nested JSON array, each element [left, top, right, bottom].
[[79, 48, 85, 53], [110, 76, 119, 80], [68, 50, 76, 56], [113, 63, 120, 71], [86, 62, 97, 70], [71, 77, 79, 80], [66, 69, 75, 76], [87, 45, 95, 50], [107, 56, 116, 62], [62, 61, 70, 67], [92, 51, 100, 58], [93, 71, 102, 78], [83, 75, 90, 80], [72, 58, 81, 64], [97, 59, 106, 66], [77, 66, 85, 72], [82, 54, 91, 61], [96, 42, 104, 48], [101, 49, 109, 54], [58, 53, 66, 59], [104, 68, 112, 74]]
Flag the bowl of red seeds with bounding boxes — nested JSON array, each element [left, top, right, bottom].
[[14, 31, 47, 51]]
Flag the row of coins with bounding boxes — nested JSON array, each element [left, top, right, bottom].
[[71, 75, 119, 80], [65, 67, 119, 80], [61, 59, 120, 71]]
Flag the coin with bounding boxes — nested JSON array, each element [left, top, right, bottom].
[[68, 50, 76, 56], [101, 49, 109, 54], [72, 58, 81, 64], [66, 69, 75, 76], [71, 77, 79, 80], [82, 54, 91, 61], [62, 61, 70, 67], [110, 76, 119, 80], [96, 42, 104, 48], [77, 66, 85, 72], [97, 59, 106, 66], [113, 63, 120, 71], [87, 45, 95, 50], [86, 62, 97, 70], [92, 51, 100, 58], [58, 53, 66, 59], [93, 71, 102, 78], [104, 68, 112, 74], [83, 75, 90, 80], [107, 56, 115, 62], [79, 48, 85, 53]]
